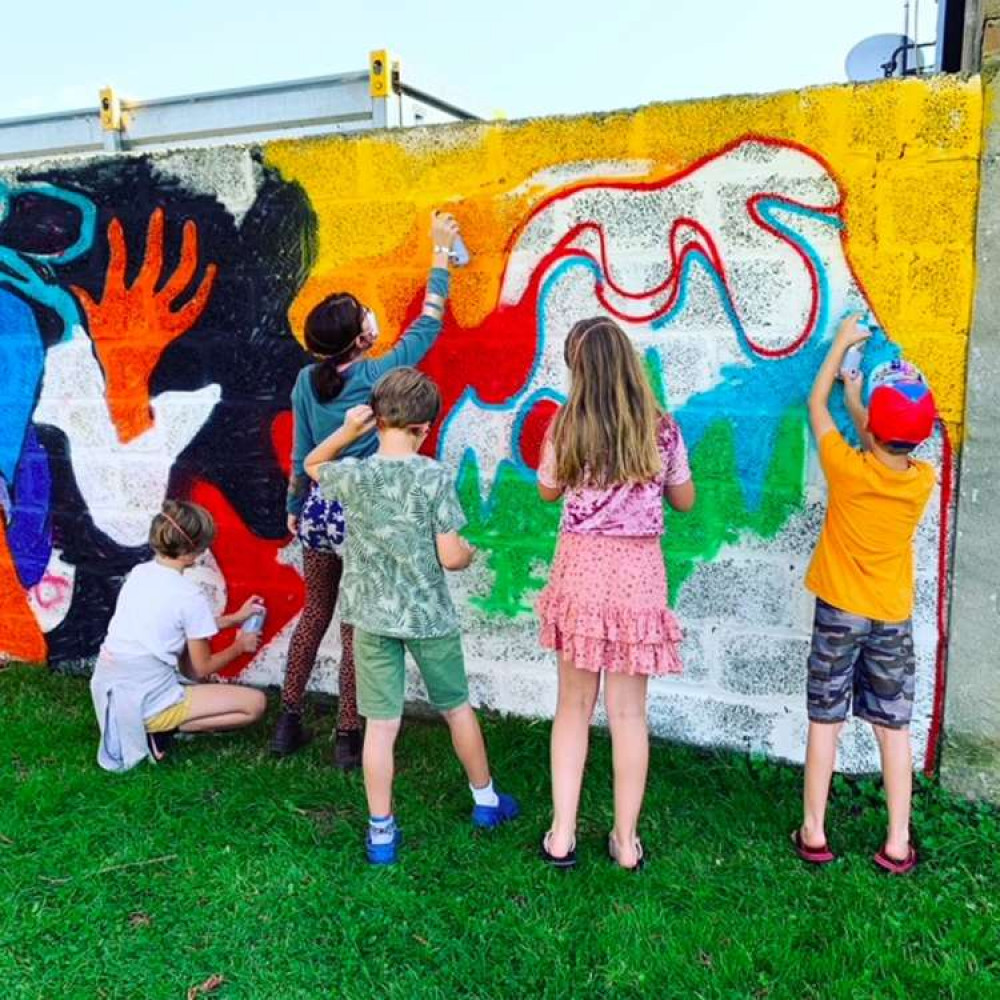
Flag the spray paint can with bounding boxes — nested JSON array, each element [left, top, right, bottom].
[[240, 608, 267, 634], [840, 343, 866, 379], [449, 233, 470, 267]]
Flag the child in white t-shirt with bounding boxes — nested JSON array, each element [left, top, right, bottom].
[[90, 501, 267, 772]]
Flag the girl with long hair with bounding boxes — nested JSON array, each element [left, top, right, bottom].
[[535, 317, 696, 870]]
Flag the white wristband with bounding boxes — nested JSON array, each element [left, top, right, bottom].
[[433, 245, 453, 256]]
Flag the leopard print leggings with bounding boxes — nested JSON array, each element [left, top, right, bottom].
[[281, 547, 360, 731]]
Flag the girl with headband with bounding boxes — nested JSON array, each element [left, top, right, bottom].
[[89, 500, 267, 771], [275, 209, 461, 767]]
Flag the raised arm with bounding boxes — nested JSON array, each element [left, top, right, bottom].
[[843, 372, 875, 452], [365, 212, 459, 378], [286, 373, 313, 528], [808, 314, 871, 441], [304, 405, 376, 482]]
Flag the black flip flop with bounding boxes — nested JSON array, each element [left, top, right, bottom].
[[540, 832, 577, 869]]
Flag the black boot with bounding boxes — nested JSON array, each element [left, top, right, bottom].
[[271, 709, 312, 757], [333, 728, 363, 771]]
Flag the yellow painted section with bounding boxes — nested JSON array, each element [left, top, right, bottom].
[[264, 76, 982, 429]]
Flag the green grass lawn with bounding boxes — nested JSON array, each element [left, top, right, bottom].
[[1, 666, 998, 1000]]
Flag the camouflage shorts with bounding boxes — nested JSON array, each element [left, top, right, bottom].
[[806, 598, 916, 729]]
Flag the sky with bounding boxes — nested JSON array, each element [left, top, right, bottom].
[[1, 0, 941, 123]]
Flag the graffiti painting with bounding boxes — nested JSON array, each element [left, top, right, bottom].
[[0, 78, 980, 770]]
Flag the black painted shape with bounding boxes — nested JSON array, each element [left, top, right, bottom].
[[25, 151, 318, 663], [156, 154, 317, 537], [34, 424, 143, 666], [0, 190, 84, 257]]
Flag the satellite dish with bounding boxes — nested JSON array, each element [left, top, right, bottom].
[[846, 34, 926, 81]]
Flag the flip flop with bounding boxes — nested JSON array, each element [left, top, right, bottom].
[[874, 845, 918, 875], [608, 833, 645, 872], [539, 831, 577, 870], [791, 829, 836, 865]]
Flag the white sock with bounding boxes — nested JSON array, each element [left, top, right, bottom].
[[470, 779, 499, 808], [369, 814, 396, 845]]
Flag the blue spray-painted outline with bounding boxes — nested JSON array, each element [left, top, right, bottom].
[[441, 196, 847, 514], [0, 181, 97, 336]]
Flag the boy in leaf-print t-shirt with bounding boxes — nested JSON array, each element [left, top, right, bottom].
[[304, 367, 519, 865], [320, 450, 465, 638]]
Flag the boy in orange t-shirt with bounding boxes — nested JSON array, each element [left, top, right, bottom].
[[794, 315, 936, 876]]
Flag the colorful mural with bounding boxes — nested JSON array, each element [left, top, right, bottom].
[[0, 77, 981, 771]]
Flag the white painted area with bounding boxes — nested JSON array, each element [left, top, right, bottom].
[[32, 324, 220, 548], [7, 136, 950, 776], [438, 140, 854, 495], [505, 159, 654, 198], [26, 547, 75, 632], [186, 550, 229, 618], [154, 148, 260, 225], [251, 137, 945, 775]]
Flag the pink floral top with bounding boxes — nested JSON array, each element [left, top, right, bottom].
[[537, 414, 692, 537]]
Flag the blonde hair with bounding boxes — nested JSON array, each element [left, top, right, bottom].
[[551, 317, 663, 488], [149, 500, 216, 558]]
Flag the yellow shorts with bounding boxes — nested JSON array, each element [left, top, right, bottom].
[[145, 688, 194, 733]]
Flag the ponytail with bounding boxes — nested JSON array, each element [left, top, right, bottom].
[[311, 358, 347, 403], [303, 291, 366, 403]]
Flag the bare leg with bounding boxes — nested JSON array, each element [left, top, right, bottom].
[[179, 684, 266, 733], [548, 654, 600, 857], [873, 724, 913, 859], [441, 703, 490, 788], [363, 718, 402, 818], [604, 671, 649, 868], [801, 721, 843, 847]]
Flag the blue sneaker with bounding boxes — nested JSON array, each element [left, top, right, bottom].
[[366, 826, 401, 865], [472, 790, 521, 829]]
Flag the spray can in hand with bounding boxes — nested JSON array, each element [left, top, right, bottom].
[[839, 310, 877, 380], [240, 607, 267, 634], [449, 233, 470, 267], [840, 343, 866, 380]]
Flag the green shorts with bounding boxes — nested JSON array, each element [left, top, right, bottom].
[[354, 630, 469, 720]]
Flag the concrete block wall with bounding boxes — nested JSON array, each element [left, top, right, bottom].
[[0, 77, 982, 772], [942, 13, 1000, 801]]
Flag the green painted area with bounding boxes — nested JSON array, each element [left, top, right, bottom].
[[457, 457, 562, 616], [457, 405, 808, 617], [664, 410, 807, 601]]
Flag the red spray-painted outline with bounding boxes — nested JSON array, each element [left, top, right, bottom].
[[187, 133, 951, 769], [925, 424, 954, 775], [493, 135, 953, 770]]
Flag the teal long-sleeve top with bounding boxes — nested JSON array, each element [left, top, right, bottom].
[[286, 266, 450, 515]]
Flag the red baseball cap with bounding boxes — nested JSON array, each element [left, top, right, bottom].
[[868, 379, 937, 447]]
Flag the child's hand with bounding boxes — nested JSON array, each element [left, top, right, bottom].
[[286, 514, 299, 536], [234, 595, 265, 624], [834, 313, 872, 350], [843, 371, 865, 405], [430, 210, 460, 252], [235, 631, 261, 655], [344, 405, 376, 436]]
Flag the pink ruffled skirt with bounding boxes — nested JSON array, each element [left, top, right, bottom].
[[536, 533, 683, 676]]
